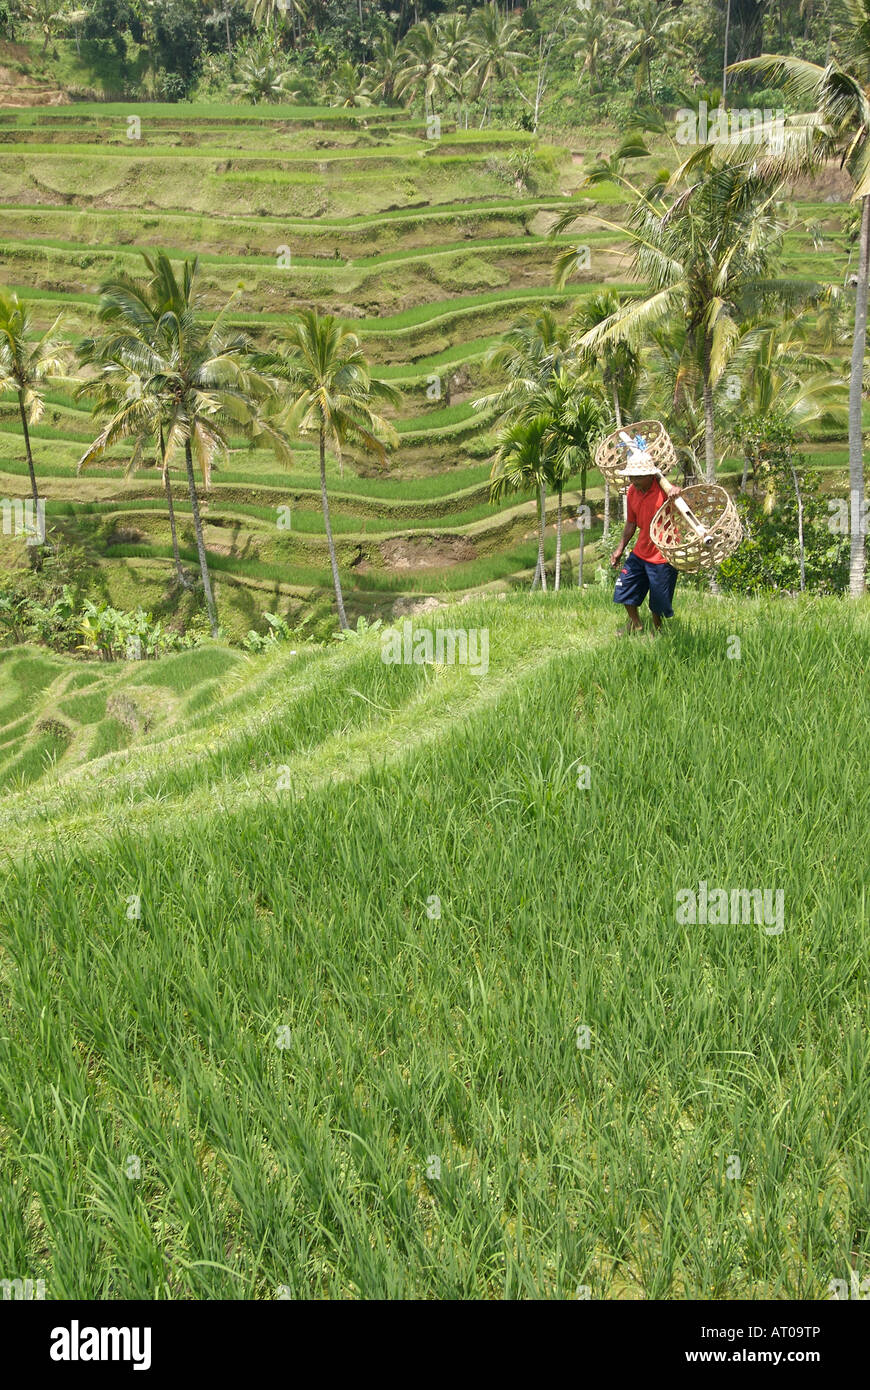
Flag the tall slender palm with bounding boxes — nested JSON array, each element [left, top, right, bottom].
[[369, 29, 403, 105], [77, 350, 188, 588], [0, 288, 65, 510], [614, 0, 682, 104], [436, 10, 470, 118], [517, 372, 606, 591], [78, 253, 289, 636], [467, 2, 525, 127], [255, 310, 399, 630], [205, 5, 235, 54], [396, 21, 453, 119], [475, 308, 571, 416], [731, 4, 870, 592], [569, 290, 640, 538], [490, 415, 554, 592], [572, 8, 608, 96]]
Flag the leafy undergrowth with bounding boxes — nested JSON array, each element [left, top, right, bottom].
[[0, 590, 867, 1298]]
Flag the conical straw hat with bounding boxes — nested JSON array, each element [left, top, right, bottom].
[[619, 455, 660, 477]]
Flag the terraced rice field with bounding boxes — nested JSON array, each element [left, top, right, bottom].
[[0, 102, 858, 636], [0, 589, 867, 1297]]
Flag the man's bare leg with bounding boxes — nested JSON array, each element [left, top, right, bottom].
[[621, 605, 643, 633], [650, 611, 662, 631]]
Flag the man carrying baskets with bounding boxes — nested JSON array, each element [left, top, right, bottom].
[[610, 452, 681, 633]]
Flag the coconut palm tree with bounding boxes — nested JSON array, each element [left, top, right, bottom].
[[396, 20, 453, 119], [576, 153, 825, 484], [516, 371, 606, 590], [572, 7, 608, 95], [229, 55, 297, 104], [0, 287, 65, 511], [475, 307, 571, 416], [467, 1, 525, 127], [614, 0, 682, 105], [475, 309, 572, 587], [329, 61, 374, 109], [78, 253, 289, 636], [569, 289, 640, 538], [255, 310, 399, 630], [490, 414, 554, 592], [247, 0, 305, 33], [730, 6, 870, 592], [436, 9, 470, 113], [369, 28, 403, 105], [77, 341, 189, 589]]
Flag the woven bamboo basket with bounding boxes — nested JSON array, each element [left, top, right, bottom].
[[594, 419, 677, 492], [650, 484, 743, 572]]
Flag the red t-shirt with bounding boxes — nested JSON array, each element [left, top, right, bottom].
[[627, 480, 668, 563]]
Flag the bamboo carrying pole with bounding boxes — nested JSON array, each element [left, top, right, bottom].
[[652, 469, 714, 546]]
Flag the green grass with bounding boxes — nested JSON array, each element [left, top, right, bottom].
[[0, 592, 867, 1297]]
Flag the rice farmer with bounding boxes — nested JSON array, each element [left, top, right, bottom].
[[610, 444, 681, 634]]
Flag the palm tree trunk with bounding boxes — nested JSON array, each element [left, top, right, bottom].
[[790, 464, 805, 593], [320, 429, 348, 629], [537, 481, 547, 592], [164, 466, 184, 583], [183, 439, 219, 636], [555, 488, 562, 590], [160, 427, 184, 583], [722, 0, 732, 101], [847, 194, 869, 597], [577, 517, 584, 589], [579, 471, 588, 588], [703, 344, 716, 484], [605, 381, 623, 541], [702, 337, 721, 592], [18, 393, 39, 508]]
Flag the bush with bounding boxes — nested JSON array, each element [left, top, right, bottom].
[[718, 484, 851, 596], [0, 547, 208, 659]]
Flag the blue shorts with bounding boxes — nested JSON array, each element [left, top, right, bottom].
[[613, 551, 679, 617]]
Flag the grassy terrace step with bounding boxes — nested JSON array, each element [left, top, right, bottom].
[[0, 241, 591, 318], [0, 230, 592, 272], [0, 127, 536, 155], [0, 101, 421, 125], [2, 391, 499, 442], [0, 194, 594, 261], [0, 167, 567, 222], [0, 143, 564, 169], [37, 467, 596, 531], [4, 284, 634, 361]]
